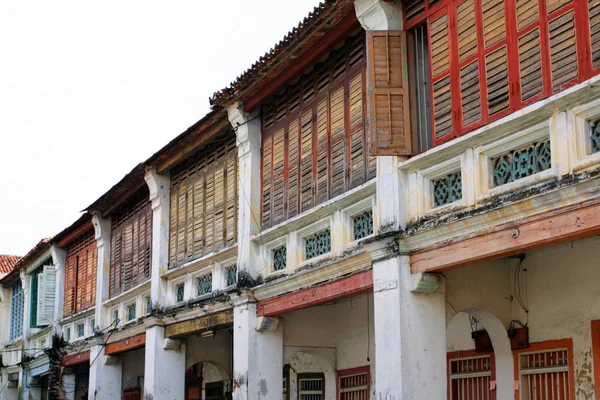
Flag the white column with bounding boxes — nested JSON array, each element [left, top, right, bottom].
[[143, 326, 186, 400], [92, 214, 111, 330], [144, 167, 170, 308], [233, 301, 283, 400], [62, 370, 76, 400], [50, 245, 66, 333], [367, 241, 447, 399], [227, 105, 262, 279], [355, 0, 406, 231], [88, 344, 122, 400]]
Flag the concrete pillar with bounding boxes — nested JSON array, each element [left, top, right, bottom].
[[355, 0, 405, 232], [144, 167, 170, 308], [369, 248, 446, 399], [92, 214, 111, 330], [227, 105, 262, 279], [62, 371, 76, 400], [233, 300, 283, 400], [88, 344, 122, 400], [143, 326, 186, 400]]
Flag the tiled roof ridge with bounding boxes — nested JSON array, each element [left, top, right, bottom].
[[209, 0, 347, 107]]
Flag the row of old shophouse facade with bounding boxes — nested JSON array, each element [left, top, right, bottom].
[[4, 0, 600, 399]]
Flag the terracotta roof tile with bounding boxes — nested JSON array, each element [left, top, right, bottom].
[[0, 255, 21, 275], [209, 0, 355, 109]]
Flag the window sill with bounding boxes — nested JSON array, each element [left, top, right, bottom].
[[103, 280, 151, 308], [253, 179, 377, 244]]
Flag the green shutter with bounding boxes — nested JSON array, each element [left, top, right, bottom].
[[30, 274, 38, 328]]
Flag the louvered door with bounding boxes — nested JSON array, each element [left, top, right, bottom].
[[407, 0, 591, 147], [64, 229, 97, 316], [169, 133, 238, 268], [261, 31, 371, 230]]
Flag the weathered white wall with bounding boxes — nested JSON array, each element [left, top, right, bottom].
[[445, 236, 600, 400], [185, 330, 231, 374], [122, 348, 145, 392], [282, 294, 375, 399]]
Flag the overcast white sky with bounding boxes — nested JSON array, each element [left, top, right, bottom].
[[0, 0, 321, 256]]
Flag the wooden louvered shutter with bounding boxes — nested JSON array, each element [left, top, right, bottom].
[[122, 223, 133, 292], [76, 254, 85, 312], [205, 157, 215, 252], [429, 11, 454, 143], [482, 0, 510, 117], [548, 5, 579, 92], [349, 71, 368, 188], [271, 127, 286, 224], [368, 30, 411, 155], [316, 98, 329, 204], [88, 244, 97, 307], [300, 110, 314, 213], [590, 0, 600, 72], [225, 146, 237, 246], [515, 0, 546, 104], [63, 256, 76, 316], [287, 117, 300, 219], [38, 265, 56, 326], [262, 131, 273, 228], [330, 85, 346, 197]]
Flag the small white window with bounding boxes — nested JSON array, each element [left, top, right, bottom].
[[76, 323, 85, 338], [64, 326, 71, 341], [126, 303, 136, 322], [144, 296, 152, 315]]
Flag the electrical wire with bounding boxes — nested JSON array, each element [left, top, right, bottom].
[[513, 256, 529, 319]]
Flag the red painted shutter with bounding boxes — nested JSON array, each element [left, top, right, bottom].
[[63, 255, 77, 317], [367, 30, 412, 155]]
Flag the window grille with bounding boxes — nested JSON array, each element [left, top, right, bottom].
[[433, 172, 463, 207], [226, 265, 237, 287], [272, 246, 287, 272], [127, 303, 136, 321], [298, 373, 325, 400], [197, 274, 212, 296], [448, 354, 493, 400], [9, 281, 24, 342], [353, 210, 374, 240], [338, 367, 369, 400], [176, 283, 185, 303], [89, 318, 95, 334], [305, 230, 331, 260], [589, 118, 600, 154], [492, 140, 551, 187], [518, 347, 571, 400]]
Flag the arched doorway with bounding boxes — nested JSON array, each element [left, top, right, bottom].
[[285, 350, 336, 400], [447, 309, 514, 400], [185, 361, 228, 400]]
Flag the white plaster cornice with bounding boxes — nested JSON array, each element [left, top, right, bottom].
[[354, 0, 403, 31], [144, 167, 170, 211]]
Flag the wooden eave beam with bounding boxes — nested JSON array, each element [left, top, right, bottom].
[[155, 117, 231, 175], [56, 220, 94, 249], [105, 333, 146, 355], [410, 200, 600, 273], [62, 351, 90, 367], [257, 270, 373, 317], [242, 12, 360, 112]]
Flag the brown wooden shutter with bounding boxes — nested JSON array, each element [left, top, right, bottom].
[[168, 133, 237, 268], [367, 30, 411, 156], [63, 256, 77, 316], [330, 85, 346, 197], [261, 132, 272, 228], [316, 98, 329, 203], [590, 0, 600, 70], [349, 71, 367, 189], [300, 110, 314, 213], [287, 117, 300, 219], [272, 127, 286, 224], [429, 12, 454, 142]]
